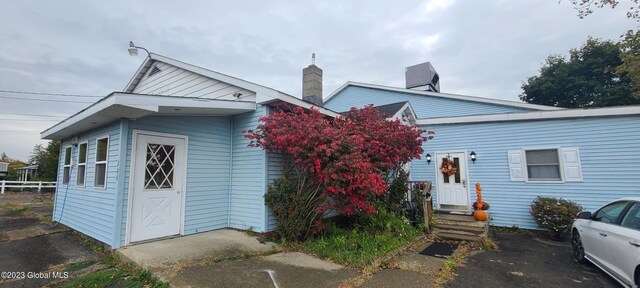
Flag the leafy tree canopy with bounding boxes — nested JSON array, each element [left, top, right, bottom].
[[520, 37, 639, 108], [29, 141, 60, 181]]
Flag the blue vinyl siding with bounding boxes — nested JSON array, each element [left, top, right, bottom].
[[120, 116, 232, 246], [324, 86, 531, 118], [265, 151, 284, 231], [229, 106, 268, 232], [53, 123, 121, 246], [411, 116, 640, 229]]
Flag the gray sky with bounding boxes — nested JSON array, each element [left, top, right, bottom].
[[0, 0, 635, 161]]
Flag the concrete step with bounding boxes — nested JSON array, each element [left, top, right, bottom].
[[434, 228, 485, 241], [433, 223, 486, 234], [434, 219, 488, 228], [434, 213, 476, 222]]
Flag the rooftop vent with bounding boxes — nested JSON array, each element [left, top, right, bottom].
[[405, 62, 439, 92]]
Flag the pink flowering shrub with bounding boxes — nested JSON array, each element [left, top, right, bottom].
[[530, 196, 582, 233]]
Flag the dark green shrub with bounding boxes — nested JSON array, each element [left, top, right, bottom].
[[373, 170, 409, 215], [530, 196, 582, 233], [265, 172, 325, 241]]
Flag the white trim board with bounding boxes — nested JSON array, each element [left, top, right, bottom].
[[416, 105, 640, 125], [324, 82, 561, 111], [41, 93, 256, 140]]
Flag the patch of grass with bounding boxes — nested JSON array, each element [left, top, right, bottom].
[[5, 203, 32, 216], [491, 225, 530, 234], [433, 244, 470, 288], [478, 237, 499, 250], [303, 212, 421, 268], [62, 269, 124, 288], [65, 260, 99, 272]]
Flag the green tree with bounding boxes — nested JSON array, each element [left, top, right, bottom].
[[29, 141, 60, 181], [570, 0, 639, 20], [520, 38, 638, 108]]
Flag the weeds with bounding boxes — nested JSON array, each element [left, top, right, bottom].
[[433, 244, 470, 287]]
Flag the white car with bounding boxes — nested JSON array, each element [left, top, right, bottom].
[[572, 198, 640, 288]]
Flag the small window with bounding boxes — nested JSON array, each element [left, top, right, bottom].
[[525, 149, 561, 181], [63, 146, 72, 184], [76, 142, 87, 186], [594, 201, 629, 224], [621, 203, 640, 230], [94, 137, 109, 188]]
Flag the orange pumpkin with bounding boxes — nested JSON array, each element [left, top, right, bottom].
[[473, 210, 488, 221]]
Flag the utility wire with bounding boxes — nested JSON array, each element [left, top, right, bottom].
[[0, 119, 60, 121], [0, 112, 66, 118], [0, 89, 102, 98], [0, 95, 94, 103]]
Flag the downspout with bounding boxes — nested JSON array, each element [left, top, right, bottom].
[[227, 117, 233, 227]]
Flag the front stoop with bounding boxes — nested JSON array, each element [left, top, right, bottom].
[[433, 212, 489, 242]]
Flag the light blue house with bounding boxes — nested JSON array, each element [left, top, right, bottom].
[[324, 72, 640, 229], [42, 53, 337, 248], [43, 55, 640, 248]]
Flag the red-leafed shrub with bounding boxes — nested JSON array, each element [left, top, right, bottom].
[[245, 105, 433, 217]]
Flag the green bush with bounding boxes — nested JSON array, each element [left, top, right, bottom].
[[530, 196, 582, 233], [304, 210, 420, 267], [377, 170, 409, 214], [265, 172, 325, 241]]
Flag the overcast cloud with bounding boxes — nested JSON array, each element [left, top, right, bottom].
[[0, 0, 635, 160]]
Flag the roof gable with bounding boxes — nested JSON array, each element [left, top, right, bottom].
[[325, 82, 560, 114], [124, 53, 340, 117]]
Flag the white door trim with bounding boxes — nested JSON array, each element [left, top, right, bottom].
[[433, 151, 471, 212], [125, 129, 189, 246]]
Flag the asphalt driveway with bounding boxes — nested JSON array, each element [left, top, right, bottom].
[[446, 232, 620, 288]]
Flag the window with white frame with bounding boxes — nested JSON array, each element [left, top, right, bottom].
[[94, 137, 109, 188], [63, 146, 72, 184], [508, 147, 583, 183], [525, 149, 561, 181], [76, 142, 88, 186]]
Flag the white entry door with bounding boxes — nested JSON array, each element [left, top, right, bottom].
[[435, 152, 469, 211], [130, 133, 186, 243]]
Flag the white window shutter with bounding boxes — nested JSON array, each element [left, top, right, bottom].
[[562, 147, 583, 182], [507, 150, 524, 181]]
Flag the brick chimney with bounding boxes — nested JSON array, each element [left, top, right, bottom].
[[302, 53, 323, 106]]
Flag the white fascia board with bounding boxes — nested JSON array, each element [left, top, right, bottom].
[[324, 82, 561, 111], [41, 93, 257, 139], [41, 94, 120, 139], [415, 105, 640, 126], [123, 56, 153, 92]]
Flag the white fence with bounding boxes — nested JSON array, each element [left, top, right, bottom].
[[0, 180, 56, 194]]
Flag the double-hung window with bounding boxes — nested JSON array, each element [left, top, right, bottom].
[[63, 146, 72, 184], [94, 137, 109, 188], [525, 149, 561, 181], [76, 142, 88, 186], [508, 147, 582, 182]]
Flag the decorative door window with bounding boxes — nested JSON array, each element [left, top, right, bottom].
[[144, 144, 175, 190], [441, 157, 461, 184]]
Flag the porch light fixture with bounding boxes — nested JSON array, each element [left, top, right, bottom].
[[470, 151, 477, 163], [128, 41, 150, 56], [426, 153, 432, 164]]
